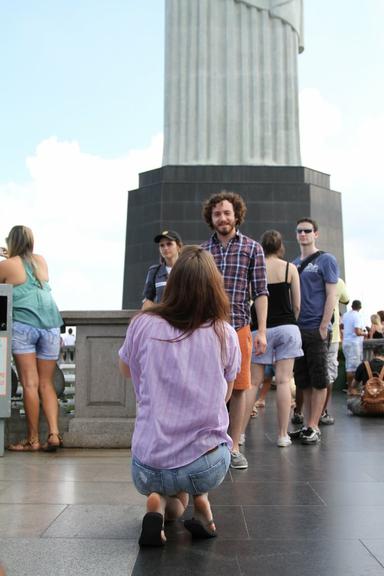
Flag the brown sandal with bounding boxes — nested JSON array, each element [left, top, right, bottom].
[[8, 438, 41, 452], [41, 433, 63, 452]]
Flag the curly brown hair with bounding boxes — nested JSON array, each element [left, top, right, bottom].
[[202, 191, 247, 229]]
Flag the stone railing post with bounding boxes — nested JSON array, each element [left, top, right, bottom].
[[61, 310, 137, 448]]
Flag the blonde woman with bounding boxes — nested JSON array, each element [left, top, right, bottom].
[[369, 314, 383, 339], [0, 226, 63, 452]]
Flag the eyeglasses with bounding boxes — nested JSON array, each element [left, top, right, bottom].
[[296, 228, 314, 234]]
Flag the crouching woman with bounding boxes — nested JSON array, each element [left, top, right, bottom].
[[119, 246, 240, 547]]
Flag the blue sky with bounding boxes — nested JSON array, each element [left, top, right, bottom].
[[1, 0, 383, 320]]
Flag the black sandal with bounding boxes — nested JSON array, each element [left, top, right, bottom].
[[41, 433, 63, 452], [184, 517, 217, 539], [138, 512, 165, 547]]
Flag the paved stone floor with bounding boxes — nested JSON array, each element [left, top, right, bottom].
[[1, 392, 384, 575]]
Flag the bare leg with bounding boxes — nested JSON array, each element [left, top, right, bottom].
[[294, 387, 304, 413], [192, 493, 216, 532], [146, 491, 189, 543], [304, 388, 327, 429], [255, 375, 272, 406], [229, 389, 246, 453], [321, 384, 332, 414], [37, 359, 60, 438], [242, 364, 264, 434], [145, 493, 167, 543], [164, 492, 189, 521], [13, 353, 40, 442], [274, 359, 294, 438], [346, 371, 355, 394]]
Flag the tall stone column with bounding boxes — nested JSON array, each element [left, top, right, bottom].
[[163, 0, 303, 166]]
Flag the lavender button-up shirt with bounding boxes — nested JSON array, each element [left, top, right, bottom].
[[119, 313, 241, 469]]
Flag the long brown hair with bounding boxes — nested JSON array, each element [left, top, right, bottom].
[[6, 225, 43, 285], [143, 246, 231, 358]]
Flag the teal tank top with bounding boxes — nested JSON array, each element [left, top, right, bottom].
[[12, 260, 63, 329]]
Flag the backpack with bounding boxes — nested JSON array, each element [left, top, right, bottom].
[[361, 361, 384, 414]]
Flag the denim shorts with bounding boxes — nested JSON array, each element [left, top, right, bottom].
[[251, 325, 303, 364], [12, 321, 61, 360], [132, 443, 230, 496]]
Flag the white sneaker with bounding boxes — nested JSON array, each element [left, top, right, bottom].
[[239, 433, 246, 446], [277, 435, 292, 448]]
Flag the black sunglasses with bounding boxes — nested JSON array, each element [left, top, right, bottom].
[[296, 228, 314, 234]]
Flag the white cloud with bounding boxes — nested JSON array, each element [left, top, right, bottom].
[[2, 135, 163, 310], [299, 87, 384, 315]]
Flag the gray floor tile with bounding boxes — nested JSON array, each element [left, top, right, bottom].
[[0, 504, 66, 537], [43, 504, 146, 539], [0, 538, 137, 576], [0, 480, 144, 505]]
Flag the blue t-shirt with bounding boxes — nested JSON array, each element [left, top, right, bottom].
[[293, 252, 339, 330]]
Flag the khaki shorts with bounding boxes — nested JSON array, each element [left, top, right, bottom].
[[234, 325, 252, 391]]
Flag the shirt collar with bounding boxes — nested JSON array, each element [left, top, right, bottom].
[[211, 229, 241, 244]]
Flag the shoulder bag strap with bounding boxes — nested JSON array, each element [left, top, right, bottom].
[[297, 251, 324, 275], [364, 361, 373, 379]]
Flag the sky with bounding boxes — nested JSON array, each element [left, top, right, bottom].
[[1, 0, 383, 324]]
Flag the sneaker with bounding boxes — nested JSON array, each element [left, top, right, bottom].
[[291, 410, 304, 425], [239, 433, 246, 446], [288, 426, 306, 440], [319, 410, 335, 425], [301, 427, 321, 445], [277, 435, 292, 448], [230, 451, 248, 469]]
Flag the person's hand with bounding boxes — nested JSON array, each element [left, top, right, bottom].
[[253, 331, 267, 355], [319, 324, 328, 340], [0, 247, 8, 258]]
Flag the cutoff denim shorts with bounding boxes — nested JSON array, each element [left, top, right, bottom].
[[12, 320, 61, 360], [251, 325, 303, 364], [132, 443, 230, 496]]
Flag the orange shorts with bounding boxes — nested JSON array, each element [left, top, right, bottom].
[[234, 325, 252, 391]]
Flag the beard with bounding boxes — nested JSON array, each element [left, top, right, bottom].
[[214, 221, 236, 236]]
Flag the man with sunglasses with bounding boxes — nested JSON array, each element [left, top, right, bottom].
[[290, 218, 339, 444]]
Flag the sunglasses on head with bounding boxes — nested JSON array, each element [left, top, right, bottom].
[[296, 228, 314, 234]]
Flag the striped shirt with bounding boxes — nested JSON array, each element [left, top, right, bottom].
[[119, 313, 241, 469], [202, 231, 268, 330]]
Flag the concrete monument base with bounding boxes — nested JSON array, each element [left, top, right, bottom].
[[123, 165, 344, 309]]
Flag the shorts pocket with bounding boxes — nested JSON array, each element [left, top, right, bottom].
[[189, 456, 228, 494], [131, 459, 163, 495]]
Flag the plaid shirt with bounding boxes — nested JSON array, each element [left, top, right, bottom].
[[202, 231, 268, 330]]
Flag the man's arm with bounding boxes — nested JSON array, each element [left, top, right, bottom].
[[253, 294, 268, 355], [319, 282, 338, 340]]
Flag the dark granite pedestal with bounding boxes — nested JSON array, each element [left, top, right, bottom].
[[123, 165, 344, 308]]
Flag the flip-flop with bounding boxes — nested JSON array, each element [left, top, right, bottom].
[[138, 512, 165, 547], [184, 517, 217, 539]]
